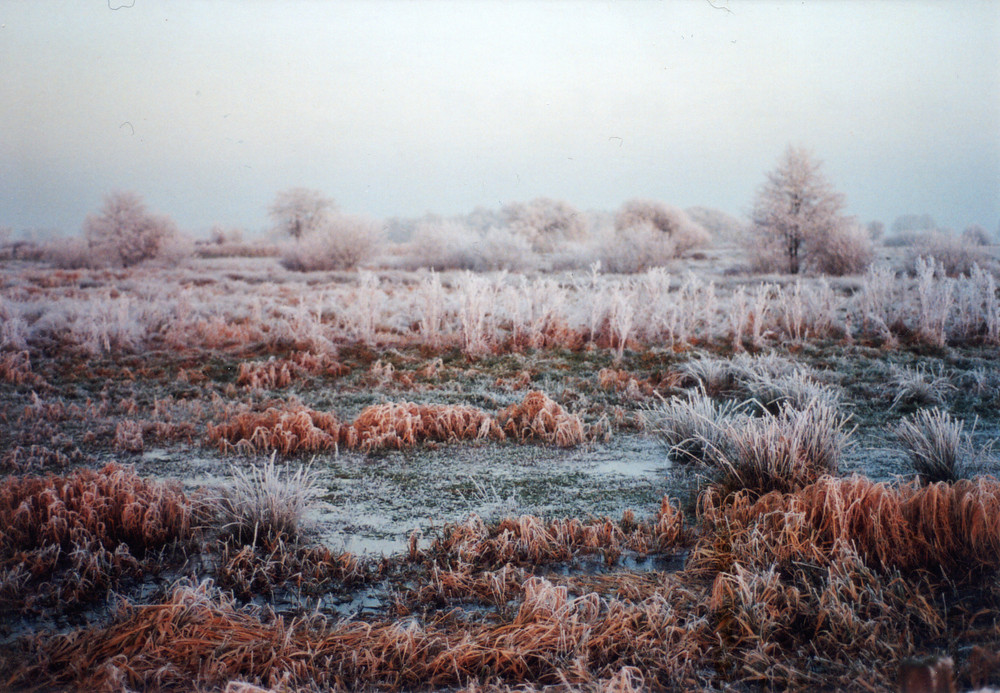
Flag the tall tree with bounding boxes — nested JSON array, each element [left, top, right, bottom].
[[268, 188, 336, 241], [750, 146, 846, 274]]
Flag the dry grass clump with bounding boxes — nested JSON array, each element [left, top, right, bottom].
[[888, 363, 957, 410], [351, 401, 503, 452], [0, 463, 190, 611], [0, 350, 46, 387], [216, 539, 369, 600], [705, 400, 850, 497], [207, 404, 345, 455], [237, 359, 295, 389], [236, 353, 349, 390], [741, 368, 842, 412], [1, 444, 82, 472], [642, 390, 745, 463], [423, 500, 687, 571], [6, 575, 712, 692], [675, 354, 738, 395], [401, 563, 531, 614], [895, 408, 992, 483], [212, 456, 322, 547], [597, 368, 679, 399], [209, 401, 503, 455], [693, 474, 1000, 576], [497, 391, 587, 446]]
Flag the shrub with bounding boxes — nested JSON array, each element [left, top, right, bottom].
[[907, 231, 991, 277], [961, 224, 993, 246], [685, 206, 744, 244], [280, 214, 382, 271], [475, 227, 536, 271], [42, 236, 97, 269], [404, 219, 480, 270], [501, 198, 589, 252], [598, 224, 678, 273], [808, 221, 874, 275], [866, 220, 885, 242], [82, 191, 182, 267], [614, 199, 710, 257]]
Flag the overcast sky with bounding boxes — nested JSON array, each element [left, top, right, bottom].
[[2, 0, 998, 236]]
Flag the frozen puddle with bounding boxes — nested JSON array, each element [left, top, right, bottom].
[[311, 434, 675, 556]]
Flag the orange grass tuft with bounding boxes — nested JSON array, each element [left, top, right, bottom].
[[207, 405, 345, 455], [498, 391, 587, 446], [423, 502, 688, 571], [351, 401, 503, 452], [237, 359, 295, 389], [216, 539, 371, 600]]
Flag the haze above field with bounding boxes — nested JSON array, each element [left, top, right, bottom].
[[2, 0, 998, 235]]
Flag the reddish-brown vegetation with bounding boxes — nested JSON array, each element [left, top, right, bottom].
[[207, 405, 345, 455], [422, 498, 687, 571], [692, 474, 1000, 575], [497, 391, 588, 446], [0, 464, 191, 611], [208, 391, 595, 455], [351, 402, 503, 452]]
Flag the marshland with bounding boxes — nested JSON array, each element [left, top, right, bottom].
[[4, 3, 999, 691], [2, 199, 1000, 691]]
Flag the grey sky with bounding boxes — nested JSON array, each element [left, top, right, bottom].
[[2, 0, 998, 235]]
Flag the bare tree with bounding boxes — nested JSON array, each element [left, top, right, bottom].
[[83, 191, 178, 267], [268, 188, 336, 241], [749, 146, 847, 274]]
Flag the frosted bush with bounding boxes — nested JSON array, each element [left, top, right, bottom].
[[280, 214, 382, 271], [475, 227, 536, 271], [907, 232, 992, 277], [598, 224, 677, 273], [82, 191, 182, 268], [614, 199, 709, 257], [405, 219, 480, 271], [809, 222, 873, 275], [501, 198, 589, 252]]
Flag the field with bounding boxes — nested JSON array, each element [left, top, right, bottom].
[[2, 245, 1000, 692]]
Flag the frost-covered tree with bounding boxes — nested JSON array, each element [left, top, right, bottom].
[[268, 188, 336, 241], [749, 146, 848, 274], [83, 191, 179, 267]]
